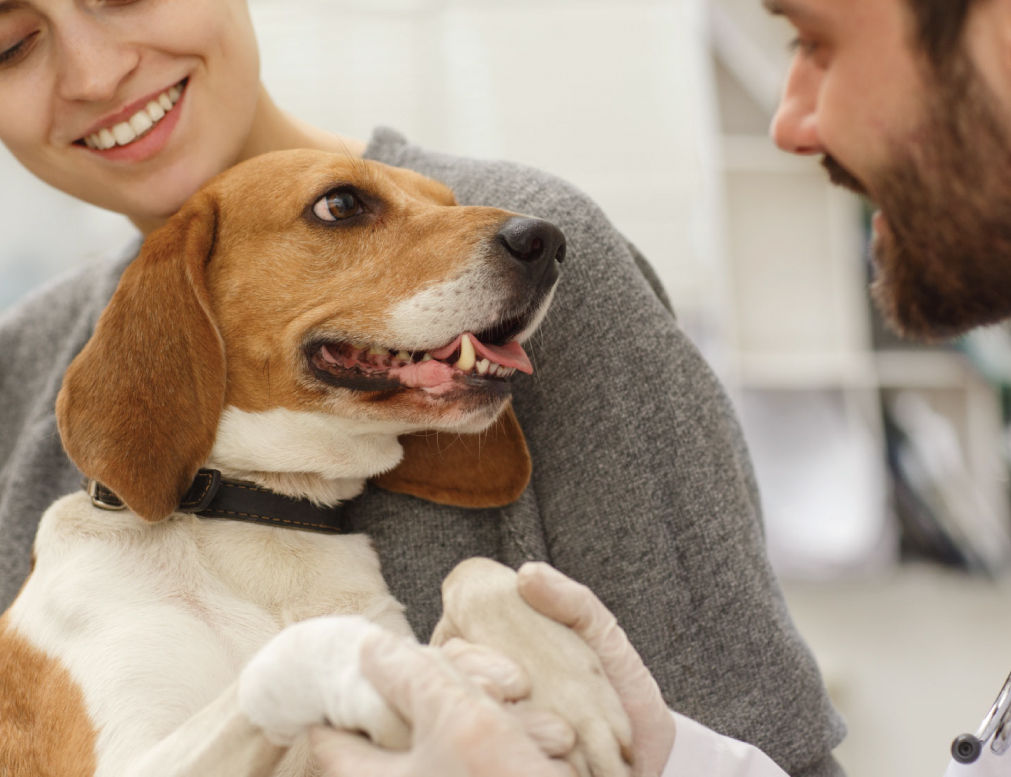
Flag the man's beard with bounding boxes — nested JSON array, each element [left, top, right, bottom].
[[829, 51, 1011, 342]]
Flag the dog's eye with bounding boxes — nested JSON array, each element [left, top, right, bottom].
[[313, 189, 363, 222]]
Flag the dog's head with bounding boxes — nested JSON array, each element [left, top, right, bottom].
[[56, 150, 564, 521]]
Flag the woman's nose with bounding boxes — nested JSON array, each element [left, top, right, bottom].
[[769, 60, 823, 156], [55, 15, 139, 103]]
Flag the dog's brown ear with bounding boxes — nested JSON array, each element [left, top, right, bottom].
[[373, 404, 531, 508], [56, 193, 225, 522]]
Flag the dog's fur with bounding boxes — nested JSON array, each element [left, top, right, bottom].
[[0, 151, 631, 777]]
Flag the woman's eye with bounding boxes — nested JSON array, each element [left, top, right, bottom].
[[313, 189, 364, 222], [0, 30, 39, 68]]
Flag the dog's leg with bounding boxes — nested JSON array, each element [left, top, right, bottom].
[[121, 615, 408, 777], [432, 558, 634, 777], [122, 683, 285, 777]]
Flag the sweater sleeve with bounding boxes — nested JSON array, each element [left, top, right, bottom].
[[363, 128, 846, 776]]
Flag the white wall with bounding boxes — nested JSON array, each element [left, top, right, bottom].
[[0, 0, 722, 343]]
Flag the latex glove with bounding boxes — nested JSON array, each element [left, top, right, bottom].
[[516, 562, 676, 777], [310, 629, 577, 777], [441, 636, 579, 754]]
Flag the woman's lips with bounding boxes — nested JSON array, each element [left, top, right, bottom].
[[76, 80, 187, 163]]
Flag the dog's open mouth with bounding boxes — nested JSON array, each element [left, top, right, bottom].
[[307, 331, 533, 396]]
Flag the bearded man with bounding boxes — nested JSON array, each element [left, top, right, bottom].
[[768, 1, 1011, 774]]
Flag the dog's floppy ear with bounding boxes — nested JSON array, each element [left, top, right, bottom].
[[373, 404, 532, 508], [56, 192, 225, 522]]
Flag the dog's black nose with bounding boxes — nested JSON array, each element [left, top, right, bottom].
[[496, 217, 567, 267]]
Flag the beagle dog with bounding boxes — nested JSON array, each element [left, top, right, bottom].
[[0, 151, 632, 777]]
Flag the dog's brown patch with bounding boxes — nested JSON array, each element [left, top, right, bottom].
[[0, 617, 97, 776]]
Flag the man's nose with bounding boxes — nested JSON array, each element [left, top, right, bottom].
[[769, 60, 823, 155], [55, 15, 139, 103]]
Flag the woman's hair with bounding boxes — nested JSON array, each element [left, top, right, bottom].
[[907, 0, 978, 66]]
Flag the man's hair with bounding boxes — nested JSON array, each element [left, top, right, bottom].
[[906, 0, 978, 65]]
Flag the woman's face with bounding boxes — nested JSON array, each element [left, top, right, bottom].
[[0, 0, 261, 226]]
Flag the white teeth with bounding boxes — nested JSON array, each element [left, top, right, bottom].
[[112, 122, 134, 145], [129, 111, 153, 135], [346, 338, 516, 379], [84, 81, 184, 150], [455, 334, 476, 372], [146, 100, 165, 122]]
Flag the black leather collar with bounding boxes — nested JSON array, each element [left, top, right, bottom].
[[85, 468, 351, 534]]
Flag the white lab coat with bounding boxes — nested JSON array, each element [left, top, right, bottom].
[[661, 711, 789, 776], [660, 705, 1009, 777]]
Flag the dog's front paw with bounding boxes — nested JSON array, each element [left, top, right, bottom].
[[238, 615, 410, 748], [433, 558, 633, 777]]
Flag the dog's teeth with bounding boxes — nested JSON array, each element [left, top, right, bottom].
[[396, 350, 410, 362], [455, 334, 476, 372], [476, 358, 490, 376], [320, 345, 340, 365], [421, 353, 433, 362], [368, 346, 386, 357]]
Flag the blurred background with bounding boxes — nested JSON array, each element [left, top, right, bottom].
[[3, 0, 1011, 774]]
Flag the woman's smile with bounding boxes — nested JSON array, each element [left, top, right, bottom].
[[75, 79, 187, 164]]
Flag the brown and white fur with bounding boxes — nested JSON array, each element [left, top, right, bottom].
[[0, 151, 631, 777]]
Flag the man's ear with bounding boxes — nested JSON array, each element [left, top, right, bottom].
[[56, 192, 225, 522], [372, 404, 531, 508]]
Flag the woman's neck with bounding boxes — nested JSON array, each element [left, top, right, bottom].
[[131, 86, 366, 235], [238, 86, 367, 161]]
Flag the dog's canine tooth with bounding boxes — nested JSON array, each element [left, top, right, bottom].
[[455, 334, 476, 372], [321, 345, 341, 365]]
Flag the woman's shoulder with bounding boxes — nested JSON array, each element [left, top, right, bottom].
[[364, 127, 671, 309], [0, 251, 131, 344], [0, 250, 133, 417], [365, 127, 607, 225]]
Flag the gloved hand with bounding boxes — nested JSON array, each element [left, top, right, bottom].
[[516, 562, 676, 777], [310, 629, 577, 777]]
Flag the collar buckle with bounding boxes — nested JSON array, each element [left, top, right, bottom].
[[87, 479, 127, 511]]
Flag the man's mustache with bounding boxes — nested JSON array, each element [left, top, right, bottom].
[[822, 155, 868, 196]]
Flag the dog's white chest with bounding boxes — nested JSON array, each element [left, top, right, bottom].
[[11, 493, 409, 776]]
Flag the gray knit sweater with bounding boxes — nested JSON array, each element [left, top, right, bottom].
[[0, 127, 845, 776]]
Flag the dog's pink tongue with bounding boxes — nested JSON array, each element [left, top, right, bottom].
[[430, 333, 533, 374]]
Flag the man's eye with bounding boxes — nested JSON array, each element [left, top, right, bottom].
[[787, 36, 821, 58], [313, 189, 364, 222]]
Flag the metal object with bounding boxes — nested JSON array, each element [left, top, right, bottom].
[[951, 672, 1011, 765]]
